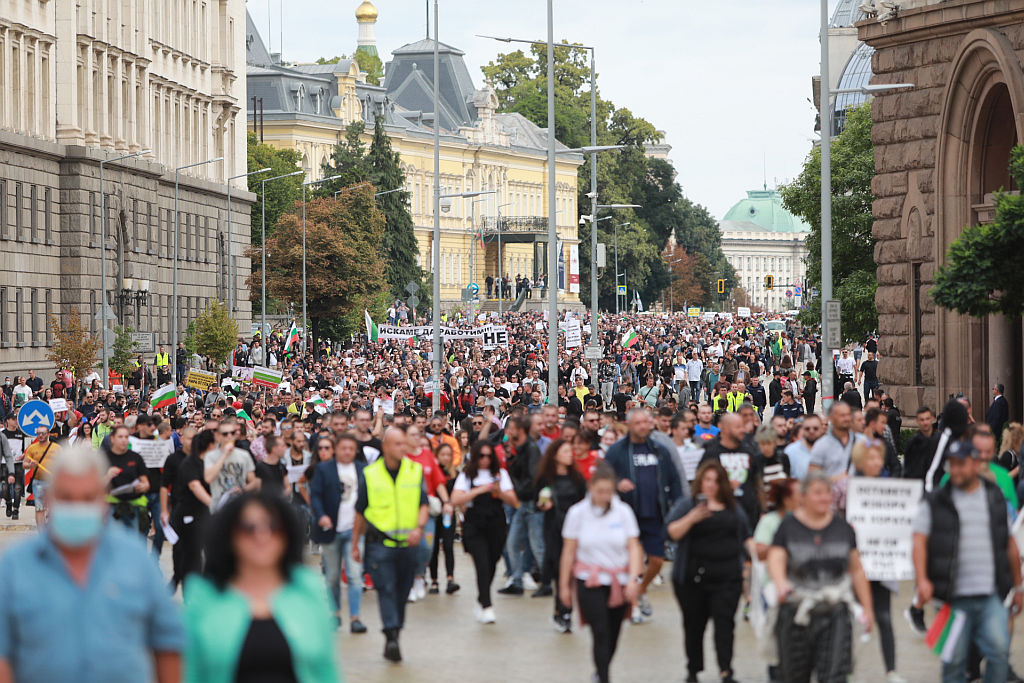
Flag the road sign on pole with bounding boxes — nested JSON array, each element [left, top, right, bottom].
[[825, 299, 842, 348], [617, 285, 626, 296], [584, 345, 603, 360], [17, 400, 55, 437]]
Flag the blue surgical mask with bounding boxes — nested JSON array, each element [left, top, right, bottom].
[[49, 502, 106, 548]]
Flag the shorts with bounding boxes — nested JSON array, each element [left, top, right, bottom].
[[637, 516, 665, 558], [32, 480, 47, 511]]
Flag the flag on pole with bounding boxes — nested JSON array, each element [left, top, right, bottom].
[[283, 321, 299, 353], [150, 384, 176, 410], [364, 310, 379, 342], [926, 604, 967, 663], [236, 408, 253, 422], [621, 328, 640, 349], [634, 290, 644, 313]]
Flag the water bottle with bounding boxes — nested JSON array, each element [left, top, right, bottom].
[[442, 512, 452, 529]]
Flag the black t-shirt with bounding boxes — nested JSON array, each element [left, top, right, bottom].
[[860, 360, 878, 383], [268, 405, 288, 420], [234, 617, 298, 683], [356, 436, 382, 464], [699, 438, 763, 525], [174, 456, 210, 519], [686, 507, 747, 584], [161, 449, 188, 511], [762, 451, 791, 489], [257, 459, 288, 497], [25, 377, 43, 395], [107, 449, 150, 502], [772, 513, 857, 591], [612, 392, 630, 419]]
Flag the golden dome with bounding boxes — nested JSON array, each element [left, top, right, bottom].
[[355, 1, 378, 21]]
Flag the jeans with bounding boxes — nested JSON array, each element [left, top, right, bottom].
[[364, 542, 417, 632], [2, 463, 22, 510], [941, 594, 1010, 683], [147, 493, 164, 558], [414, 517, 435, 579], [577, 580, 627, 683], [429, 516, 456, 581], [506, 502, 545, 586], [689, 381, 701, 403], [863, 380, 879, 404], [321, 529, 363, 619]]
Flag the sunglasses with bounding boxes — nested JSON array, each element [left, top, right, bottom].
[[218, 429, 239, 436], [318, 444, 333, 451], [237, 520, 283, 536]]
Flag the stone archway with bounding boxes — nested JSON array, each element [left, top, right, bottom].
[[935, 28, 1024, 419]]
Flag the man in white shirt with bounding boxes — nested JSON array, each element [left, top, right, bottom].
[[312, 433, 367, 634], [686, 353, 704, 402]]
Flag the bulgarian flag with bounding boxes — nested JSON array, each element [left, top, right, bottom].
[[283, 321, 299, 353], [236, 407, 253, 422], [621, 328, 639, 348], [926, 604, 967, 663], [364, 309, 379, 342], [150, 384, 176, 410]]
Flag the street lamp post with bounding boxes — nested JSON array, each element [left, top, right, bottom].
[[668, 258, 682, 314], [227, 167, 271, 314], [259, 170, 303, 342], [99, 149, 151, 386], [173, 156, 223, 367], [496, 202, 511, 315], [302, 175, 343, 355], [614, 222, 629, 315]]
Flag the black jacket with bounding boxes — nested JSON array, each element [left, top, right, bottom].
[[924, 478, 1012, 602], [507, 437, 543, 504], [903, 430, 939, 481], [604, 435, 684, 520], [986, 395, 1010, 441]]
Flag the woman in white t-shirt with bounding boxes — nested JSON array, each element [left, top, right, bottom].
[[451, 440, 518, 625], [559, 462, 643, 683]]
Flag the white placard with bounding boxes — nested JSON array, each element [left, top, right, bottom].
[[232, 366, 254, 382], [287, 465, 307, 484], [130, 437, 171, 469], [737, 307, 751, 318], [48, 398, 68, 414], [845, 477, 923, 581], [564, 321, 582, 349]]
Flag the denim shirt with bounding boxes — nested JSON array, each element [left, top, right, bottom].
[[0, 522, 184, 682]]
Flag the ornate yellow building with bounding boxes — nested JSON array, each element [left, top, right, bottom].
[[245, 4, 582, 307]]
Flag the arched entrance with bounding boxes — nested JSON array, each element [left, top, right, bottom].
[[936, 28, 1024, 421]]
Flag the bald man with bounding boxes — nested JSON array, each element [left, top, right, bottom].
[[352, 426, 428, 662], [699, 413, 764, 525]]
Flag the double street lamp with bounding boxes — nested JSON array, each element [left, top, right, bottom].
[[227, 167, 272, 314], [99, 148, 151, 385]]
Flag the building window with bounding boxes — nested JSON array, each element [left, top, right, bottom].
[[0, 287, 6, 347]]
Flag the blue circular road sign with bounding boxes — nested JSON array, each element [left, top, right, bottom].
[[795, 286, 803, 296], [17, 400, 54, 437], [469, 282, 480, 294]]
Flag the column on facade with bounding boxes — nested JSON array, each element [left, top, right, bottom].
[[98, 47, 110, 147]]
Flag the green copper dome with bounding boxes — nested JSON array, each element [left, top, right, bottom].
[[720, 189, 811, 234]]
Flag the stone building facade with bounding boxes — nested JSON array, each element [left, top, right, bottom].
[[860, 0, 1024, 421], [0, 0, 252, 377]]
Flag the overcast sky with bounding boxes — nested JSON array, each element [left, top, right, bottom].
[[248, 0, 828, 220]]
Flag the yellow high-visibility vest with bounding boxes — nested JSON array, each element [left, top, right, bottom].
[[362, 457, 423, 547], [155, 352, 170, 367]]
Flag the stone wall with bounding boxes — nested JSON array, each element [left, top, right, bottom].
[[0, 129, 253, 378]]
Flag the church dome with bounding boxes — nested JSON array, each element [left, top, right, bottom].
[[720, 190, 811, 234], [830, 0, 869, 28], [356, 1, 378, 21]]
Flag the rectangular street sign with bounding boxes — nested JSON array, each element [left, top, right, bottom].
[[584, 345, 603, 360], [826, 324, 842, 349], [617, 285, 627, 296], [825, 299, 841, 324], [131, 332, 155, 354]]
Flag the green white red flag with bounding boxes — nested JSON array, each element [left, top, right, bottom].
[[926, 604, 967, 663], [283, 322, 299, 353], [150, 384, 176, 410]]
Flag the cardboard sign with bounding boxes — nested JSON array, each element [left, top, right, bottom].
[[737, 307, 751, 318], [687, 307, 701, 318], [846, 477, 923, 581], [252, 366, 285, 388], [184, 369, 218, 390], [129, 436, 172, 469], [48, 398, 68, 414], [564, 321, 582, 349], [481, 326, 510, 350], [232, 366, 254, 382]]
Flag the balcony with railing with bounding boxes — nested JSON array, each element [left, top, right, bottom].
[[479, 215, 550, 236]]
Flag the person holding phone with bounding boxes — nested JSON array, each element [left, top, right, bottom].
[[666, 461, 754, 683]]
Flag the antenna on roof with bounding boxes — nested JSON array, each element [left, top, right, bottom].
[[426, 0, 430, 40], [763, 151, 767, 191]]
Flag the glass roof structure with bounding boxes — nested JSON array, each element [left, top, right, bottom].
[[833, 41, 875, 135]]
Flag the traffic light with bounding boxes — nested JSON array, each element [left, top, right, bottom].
[[764, 274, 774, 290], [717, 278, 726, 294]]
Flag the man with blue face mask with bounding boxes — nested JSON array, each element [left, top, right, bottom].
[[0, 444, 183, 682]]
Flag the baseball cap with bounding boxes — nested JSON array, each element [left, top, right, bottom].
[[946, 440, 979, 460]]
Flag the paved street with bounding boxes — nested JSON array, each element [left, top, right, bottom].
[[1, 515, 1022, 682]]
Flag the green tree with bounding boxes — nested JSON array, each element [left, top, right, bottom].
[[781, 101, 877, 340], [932, 144, 1024, 317], [247, 186, 387, 344], [366, 115, 424, 299], [247, 132, 302, 247], [192, 300, 238, 366], [318, 121, 372, 194], [354, 48, 384, 86], [46, 309, 101, 378], [315, 55, 348, 64], [109, 325, 137, 379]]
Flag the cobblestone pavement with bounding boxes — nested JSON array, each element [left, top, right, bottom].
[[1, 514, 1022, 682]]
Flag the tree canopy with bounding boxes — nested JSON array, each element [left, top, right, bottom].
[[192, 300, 238, 366], [247, 132, 302, 247], [932, 144, 1024, 317], [46, 309, 100, 378], [781, 102, 877, 341], [482, 43, 732, 309]]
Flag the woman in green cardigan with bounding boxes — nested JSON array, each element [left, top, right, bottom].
[[184, 491, 341, 683]]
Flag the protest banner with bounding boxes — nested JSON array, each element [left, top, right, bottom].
[[184, 369, 218, 390], [845, 477, 922, 581], [687, 307, 701, 318], [564, 321, 582, 349], [130, 436, 171, 469], [481, 326, 509, 350], [231, 366, 254, 382], [737, 306, 751, 317], [252, 366, 284, 388]]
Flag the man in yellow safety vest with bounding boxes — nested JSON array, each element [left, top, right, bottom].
[[154, 346, 171, 385], [352, 426, 427, 663]]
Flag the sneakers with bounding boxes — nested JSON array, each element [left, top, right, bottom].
[[904, 606, 927, 635], [428, 581, 440, 595], [630, 604, 644, 624], [522, 573, 539, 591], [638, 593, 653, 618], [551, 613, 572, 633], [885, 672, 908, 683], [414, 577, 427, 600], [4, 506, 10, 518], [531, 585, 553, 598], [497, 583, 524, 596], [363, 572, 374, 591], [446, 580, 460, 595], [474, 603, 496, 624], [350, 619, 367, 634]]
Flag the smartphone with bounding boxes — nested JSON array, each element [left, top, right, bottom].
[[696, 494, 708, 506]]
